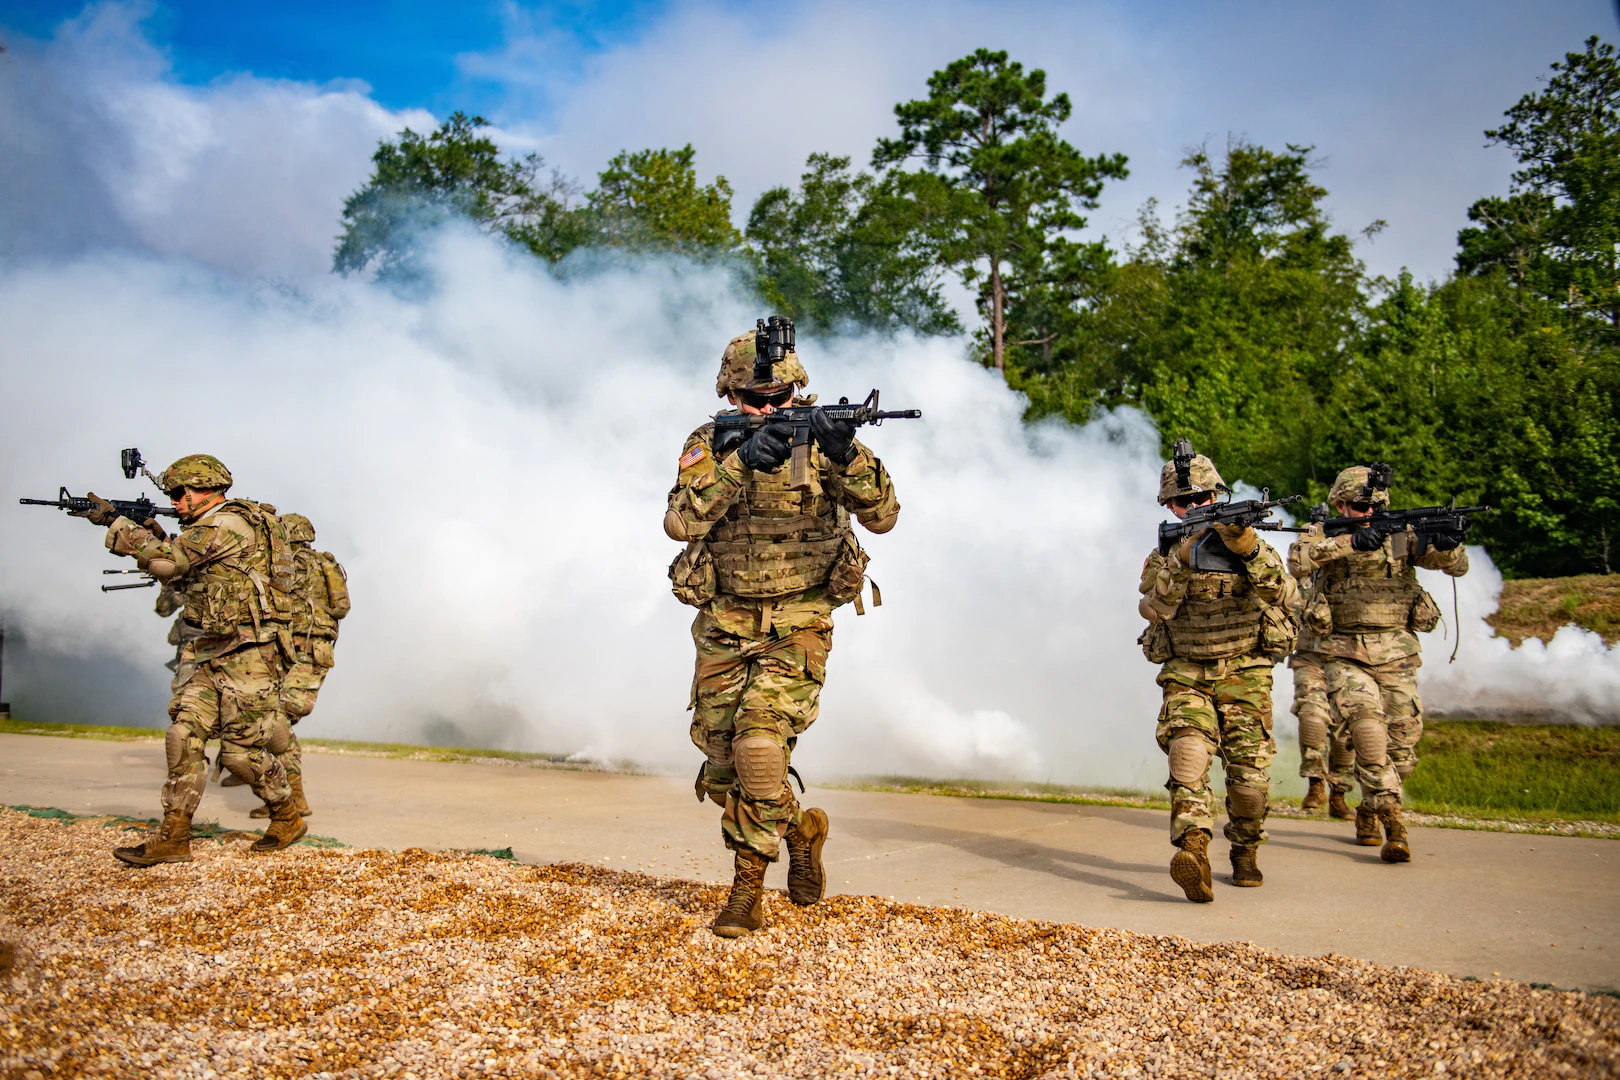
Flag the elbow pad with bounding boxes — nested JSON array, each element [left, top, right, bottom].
[[664, 508, 692, 542], [859, 509, 899, 535]]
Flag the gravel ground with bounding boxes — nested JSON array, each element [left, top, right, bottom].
[[1, 808, 1616, 1080]]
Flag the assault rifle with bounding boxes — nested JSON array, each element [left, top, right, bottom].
[[1320, 497, 1490, 556], [713, 390, 922, 491], [1158, 490, 1305, 572], [19, 487, 177, 521]]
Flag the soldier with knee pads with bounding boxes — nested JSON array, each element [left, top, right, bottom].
[[668, 319, 903, 938], [1138, 443, 1292, 902], [245, 512, 349, 822], [1288, 465, 1469, 863], [75, 454, 308, 867]]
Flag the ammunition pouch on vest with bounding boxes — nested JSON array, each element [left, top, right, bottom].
[[705, 451, 850, 600], [668, 539, 718, 608], [1408, 586, 1442, 633], [1319, 552, 1423, 633], [825, 531, 871, 609], [1164, 570, 1266, 661], [1138, 620, 1174, 664]]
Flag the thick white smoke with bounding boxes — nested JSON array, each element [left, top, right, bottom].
[[4, 232, 1616, 797]]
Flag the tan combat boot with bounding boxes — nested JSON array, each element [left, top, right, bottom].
[[1328, 790, 1352, 820], [113, 808, 194, 868], [712, 849, 769, 938], [1230, 845, 1263, 887], [1354, 803, 1382, 846], [250, 774, 313, 819], [1170, 830, 1214, 903], [785, 808, 829, 907], [251, 799, 308, 853], [1301, 778, 1327, 810], [1378, 805, 1411, 863]]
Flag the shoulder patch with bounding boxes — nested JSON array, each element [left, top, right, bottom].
[[679, 445, 708, 471]]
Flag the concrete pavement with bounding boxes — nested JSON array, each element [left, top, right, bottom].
[[3, 731, 1616, 992]]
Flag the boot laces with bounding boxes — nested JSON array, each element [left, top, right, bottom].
[[722, 857, 766, 915]]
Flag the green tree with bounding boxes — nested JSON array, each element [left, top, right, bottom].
[[1025, 140, 1374, 495], [746, 153, 960, 335], [334, 112, 584, 280], [1460, 36, 1620, 330], [872, 48, 1127, 374], [587, 144, 741, 253]]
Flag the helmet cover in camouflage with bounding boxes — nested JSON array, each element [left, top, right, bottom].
[[1328, 466, 1391, 508], [714, 330, 810, 398], [159, 454, 232, 493], [1157, 454, 1224, 506], [281, 513, 316, 544]]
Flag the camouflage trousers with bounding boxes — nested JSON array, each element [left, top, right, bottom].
[[271, 655, 334, 779], [1290, 652, 1355, 793], [1156, 657, 1276, 848], [165, 642, 290, 814], [689, 613, 829, 861], [1324, 654, 1423, 811]]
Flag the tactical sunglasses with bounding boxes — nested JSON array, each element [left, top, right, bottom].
[[1169, 493, 1215, 510], [1348, 501, 1376, 513], [166, 488, 186, 501], [738, 387, 794, 408]]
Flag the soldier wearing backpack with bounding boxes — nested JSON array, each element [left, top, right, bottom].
[[247, 512, 350, 821], [75, 454, 307, 866]]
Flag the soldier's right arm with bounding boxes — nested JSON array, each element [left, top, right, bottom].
[[664, 427, 746, 542], [1288, 523, 1351, 577], [1138, 550, 1188, 622]]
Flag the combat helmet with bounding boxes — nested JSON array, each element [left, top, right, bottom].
[[715, 317, 810, 398], [281, 513, 316, 544], [1157, 441, 1225, 506], [1328, 465, 1392, 508], [159, 454, 232, 493]]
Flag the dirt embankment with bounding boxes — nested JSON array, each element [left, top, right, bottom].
[[1491, 575, 1620, 646], [1, 809, 1615, 1079]]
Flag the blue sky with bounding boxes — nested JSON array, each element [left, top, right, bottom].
[[0, 1, 661, 112], [3, 1, 1619, 283]]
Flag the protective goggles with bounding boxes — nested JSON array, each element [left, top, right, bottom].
[[1168, 493, 1215, 510], [738, 387, 794, 409], [1348, 501, 1376, 513]]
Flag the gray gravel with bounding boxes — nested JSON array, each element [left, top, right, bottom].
[[1, 807, 1615, 1079]]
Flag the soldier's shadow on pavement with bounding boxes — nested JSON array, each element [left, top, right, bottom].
[[836, 815, 1189, 905]]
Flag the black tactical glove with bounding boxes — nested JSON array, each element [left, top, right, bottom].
[[738, 422, 794, 472], [69, 492, 120, 527], [1350, 519, 1392, 552], [810, 409, 858, 466], [1429, 529, 1465, 551]]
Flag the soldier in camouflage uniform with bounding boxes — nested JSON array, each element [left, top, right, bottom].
[[1288, 572, 1357, 817], [1137, 451, 1295, 902], [666, 325, 901, 937], [247, 513, 350, 821], [1287, 466, 1469, 862], [76, 455, 307, 866]]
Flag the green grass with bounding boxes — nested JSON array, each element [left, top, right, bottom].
[[1404, 720, 1620, 824], [8, 717, 1618, 827]]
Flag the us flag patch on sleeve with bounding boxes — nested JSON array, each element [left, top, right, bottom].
[[679, 445, 707, 470]]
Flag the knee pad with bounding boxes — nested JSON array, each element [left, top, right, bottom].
[[1297, 712, 1328, 750], [1226, 783, 1268, 819], [265, 716, 292, 756], [733, 735, 786, 800], [164, 722, 199, 773], [1167, 736, 1213, 787], [1349, 719, 1388, 768]]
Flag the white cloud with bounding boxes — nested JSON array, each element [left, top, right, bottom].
[[0, 1, 434, 278]]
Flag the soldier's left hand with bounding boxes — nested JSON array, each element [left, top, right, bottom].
[[70, 492, 120, 527], [809, 410, 858, 466], [141, 518, 170, 541], [1212, 522, 1260, 557], [1430, 529, 1465, 551]]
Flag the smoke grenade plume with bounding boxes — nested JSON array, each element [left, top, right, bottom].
[[4, 231, 1616, 796]]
